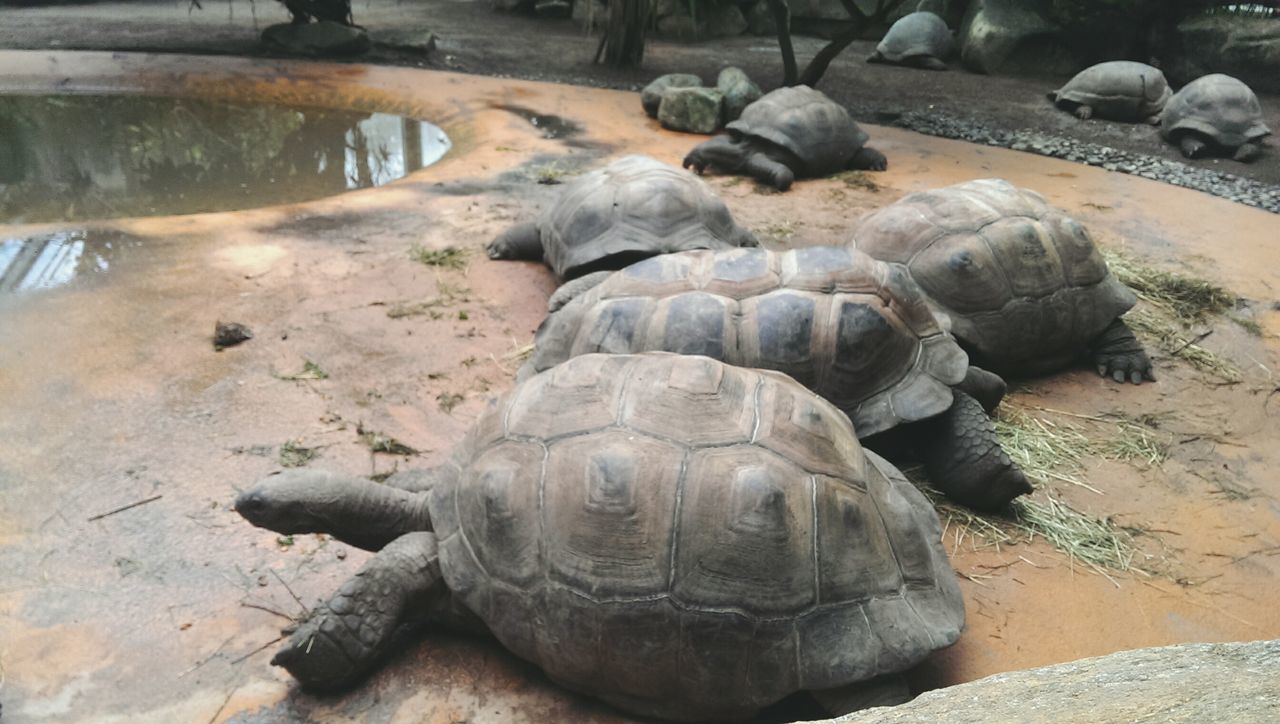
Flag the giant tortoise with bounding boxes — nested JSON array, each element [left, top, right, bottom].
[[867, 9, 954, 71], [486, 155, 757, 303], [852, 179, 1153, 383], [234, 353, 965, 720], [1048, 61, 1171, 123], [683, 86, 887, 191], [1160, 74, 1271, 162], [523, 247, 1032, 511]]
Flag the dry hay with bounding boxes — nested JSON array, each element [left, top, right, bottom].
[[409, 244, 469, 270]]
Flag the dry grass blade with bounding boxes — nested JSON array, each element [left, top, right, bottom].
[[994, 407, 1098, 490], [1102, 249, 1235, 322]]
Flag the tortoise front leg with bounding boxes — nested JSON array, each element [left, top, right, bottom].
[[742, 151, 796, 190], [918, 391, 1032, 511], [1091, 318, 1154, 384], [683, 134, 750, 175], [273, 532, 445, 690], [848, 146, 888, 172], [486, 221, 544, 262], [1233, 142, 1262, 163], [1178, 135, 1208, 159]]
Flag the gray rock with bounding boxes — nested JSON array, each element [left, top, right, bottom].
[[829, 639, 1280, 723], [703, 3, 748, 37], [261, 21, 372, 57], [957, 0, 1078, 76], [641, 73, 703, 118], [716, 67, 762, 122], [491, 0, 527, 11], [657, 86, 724, 134], [534, 0, 572, 18], [373, 29, 437, 56], [1161, 15, 1280, 95]]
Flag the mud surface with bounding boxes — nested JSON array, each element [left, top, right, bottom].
[[0, 52, 1278, 723], [1, 0, 1278, 197]]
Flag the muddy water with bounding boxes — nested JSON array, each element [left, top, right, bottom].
[[0, 51, 1277, 723], [0, 94, 450, 225]]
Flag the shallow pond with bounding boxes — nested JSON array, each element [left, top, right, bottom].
[[0, 94, 450, 224]]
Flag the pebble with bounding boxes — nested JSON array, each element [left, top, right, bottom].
[[893, 111, 1280, 214]]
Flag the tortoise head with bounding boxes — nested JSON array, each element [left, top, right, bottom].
[[234, 470, 358, 535]]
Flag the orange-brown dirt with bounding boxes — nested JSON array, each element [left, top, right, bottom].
[[0, 52, 1277, 723]]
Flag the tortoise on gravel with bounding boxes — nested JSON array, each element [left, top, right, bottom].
[[523, 247, 1032, 511], [867, 10, 954, 71], [485, 155, 757, 304], [683, 86, 887, 191], [1160, 74, 1271, 162], [1048, 61, 1172, 124], [852, 178, 1153, 384], [234, 353, 965, 721]]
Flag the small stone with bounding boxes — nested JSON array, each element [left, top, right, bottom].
[[213, 321, 253, 351], [657, 87, 725, 134]]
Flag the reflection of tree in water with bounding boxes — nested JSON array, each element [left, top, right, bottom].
[[0, 95, 448, 224]]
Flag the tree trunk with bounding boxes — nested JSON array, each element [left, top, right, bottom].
[[597, 0, 652, 67]]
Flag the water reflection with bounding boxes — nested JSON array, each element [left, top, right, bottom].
[[0, 229, 142, 294], [0, 95, 451, 224]]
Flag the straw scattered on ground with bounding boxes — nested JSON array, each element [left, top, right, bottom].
[[1125, 309, 1242, 383], [409, 244, 469, 270], [1102, 248, 1235, 323], [994, 405, 1169, 491], [273, 360, 328, 381]]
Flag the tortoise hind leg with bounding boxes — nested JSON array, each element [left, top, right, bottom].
[[956, 365, 1007, 414], [918, 391, 1032, 511], [486, 221, 543, 261], [273, 532, 445, 690], [1091, 318, 1154, 384], [811, 673, 911, 715]]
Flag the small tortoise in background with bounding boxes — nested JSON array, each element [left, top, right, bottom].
[[1048, 61, 1172, 124], [683, 86, 887, 191], [1160, 74, 1271, 162], [486, 155, 756, 305], [235, 353, 965, 721], [524, 247, 1031, 511], [852, 178, 1153, 384], [867, 9, 954, 71]]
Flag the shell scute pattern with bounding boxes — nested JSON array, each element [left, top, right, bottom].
[[426, 354, 963, 717], [539, 155, 756, 279], [526, 249, 967, 437], [1161, 74, 1270, 149], [877, 11, 954, 62]]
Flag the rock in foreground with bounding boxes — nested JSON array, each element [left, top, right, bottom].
[[830, 639, 1280, 723]]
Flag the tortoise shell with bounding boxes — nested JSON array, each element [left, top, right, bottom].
[[1050, 61, 1172, 121], [726, 86, 869, 175], [429, 353, 964, 721], [539, 155, 757, 280], [523, 246, 968, 438], [877, 11, 954, 63], [852, 178, 1136, 375], [1160, 74, 1271, 150]]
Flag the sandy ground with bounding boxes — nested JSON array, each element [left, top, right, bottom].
[[0, 51, 1278, 723], [0, 0, 1278, 190]]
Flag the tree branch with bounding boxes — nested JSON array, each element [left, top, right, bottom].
[[769, 0, 798, 86]]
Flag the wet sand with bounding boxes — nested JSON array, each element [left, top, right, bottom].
[[0, 52, 1277, 723]]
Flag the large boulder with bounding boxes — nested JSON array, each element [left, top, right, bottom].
[[657, 86, 725, 134], [957, 0, 1078, 76], [829, 639, 1280, 723], [641, 73, 703, 118], [1159, 15, 1280, 95], [716, 67, 762, 122], [703, 3, 749, 37], [261, 21, 372, 57]]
